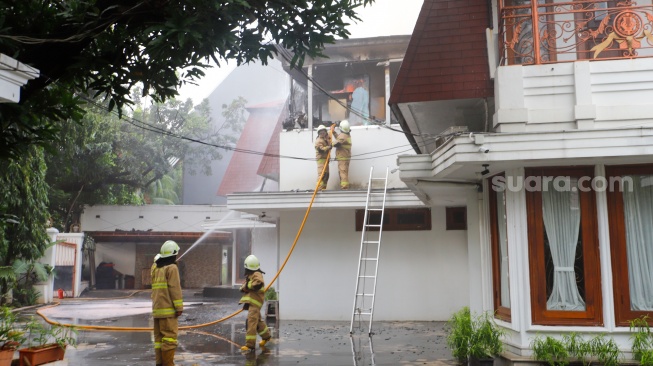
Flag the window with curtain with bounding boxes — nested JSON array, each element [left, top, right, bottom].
[[526, 167, 603, 326], [606, 165, 653, 326], [490, 177, 511, 322]]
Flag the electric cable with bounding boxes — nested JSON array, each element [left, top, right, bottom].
[[35, 129, 335, 333]]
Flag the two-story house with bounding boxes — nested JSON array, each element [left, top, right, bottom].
[[391, 0, 653, 357], [226, 35, 475, 322]]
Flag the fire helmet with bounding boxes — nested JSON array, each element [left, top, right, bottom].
[[244, 254, 260, 271], [160, 240, 180, 258], [339, 120, 351, 133]]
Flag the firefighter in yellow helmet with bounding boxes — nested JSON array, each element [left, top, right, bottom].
[[239, 254, 271, 353], [331, 120, 352, 190], [151, 240, 183, 366], [314, 125, 332, 190]]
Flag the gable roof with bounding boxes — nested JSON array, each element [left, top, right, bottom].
[[389, 0, 493, 104], [216, 101, 283, 196]]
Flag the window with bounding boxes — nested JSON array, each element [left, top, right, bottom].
[[490, 176, 511, 321], [446, 207, 467, 230], [606, 164, 653, 326], [355, 208, 431, 231], [525, 167, 603, 326]]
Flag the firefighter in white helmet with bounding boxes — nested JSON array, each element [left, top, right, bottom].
[[238, 254, 272, 352], [314, 125, 332, 190], [151, 240, 183, 366], [331, 120, 352, 190]]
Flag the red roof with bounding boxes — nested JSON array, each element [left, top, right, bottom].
[[257, 104, 285, 181], [217, 101, 283, 196], [389, 0, 494, 104]]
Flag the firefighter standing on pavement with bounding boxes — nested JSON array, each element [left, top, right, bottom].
[[152, 240, 183, 366], [331, 120, 352, 190], [314, 125, 332, 190], [239, 254, 272, 353]]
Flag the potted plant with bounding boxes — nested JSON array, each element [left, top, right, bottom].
[[531, 335, 569, 366], [630, 316, 653, 366], [446, 307, 505, 366], [446, 307, 472, 365], [18, 318, 77, 366], [0, 306, 26, 366], [588, 334, 622, 366], [468, 311, 505, 366]]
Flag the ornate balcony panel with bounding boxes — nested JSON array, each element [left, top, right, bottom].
[[500, 0, 653, 65]]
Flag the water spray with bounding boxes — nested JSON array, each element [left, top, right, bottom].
[[177, 210, 236, 261]]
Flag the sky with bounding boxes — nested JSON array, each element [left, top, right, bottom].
[[177, 0, 423, 104]]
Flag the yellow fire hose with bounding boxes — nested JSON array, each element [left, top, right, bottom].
[[36, 127, 335, 335]]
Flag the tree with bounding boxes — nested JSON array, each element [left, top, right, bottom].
[[45, 95, 228, 231], [0, 146, 50, 300], [0, 0, 375, 160]]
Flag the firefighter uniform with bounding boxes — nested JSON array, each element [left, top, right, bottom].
[[314, 126, 331, 190], [239, 270, 271, 351], [152, 257, 183, 365], [332, 130, 352, 190]]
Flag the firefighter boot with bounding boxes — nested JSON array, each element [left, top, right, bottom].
[[241, 345, 253, 353], [259, 338, 270, 347], [162, 349, 175, 366]]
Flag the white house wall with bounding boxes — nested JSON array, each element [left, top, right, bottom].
[[495, 58, 653, 132], [273, 208, 468, 321], [81, 205, 231, 232], [279, 125, 409, 191], [251, 226, 279, 291]]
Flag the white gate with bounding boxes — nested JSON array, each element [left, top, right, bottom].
[[54, 242, 77, 297]]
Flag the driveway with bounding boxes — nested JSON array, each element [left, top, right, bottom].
[[13, 290, 456, 366]]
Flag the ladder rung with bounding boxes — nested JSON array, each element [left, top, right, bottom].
[[365, 224, 381, 227], [361, 258, 377, 261], [362, 241, 379, 244], [356, 294, 374, 297], [371, 177, 386, 180], [367, 208, 383, 211], [358, 275, 375, 278]]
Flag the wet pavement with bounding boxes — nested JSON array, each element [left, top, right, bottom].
[[12, 290, 456, 366]]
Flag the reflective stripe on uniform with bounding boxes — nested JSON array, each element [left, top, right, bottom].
[[162, 337, 177, 344], [154, 342, 161, 349], [246, 335, 257, 341], [151, 282, 168, 289], [173, 299, 183, 307], [239, 295, 262, 308], [153, 308, 176, 316], [258, 327, 269, 336]]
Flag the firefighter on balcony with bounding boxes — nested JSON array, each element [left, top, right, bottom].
[[151, 240, 183, 366], [314, 124, 332, 190], [331, 119, 352, 190], [239, 254, 272, 353]]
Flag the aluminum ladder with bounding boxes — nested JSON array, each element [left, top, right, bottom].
[[349, 166, 389, 335]]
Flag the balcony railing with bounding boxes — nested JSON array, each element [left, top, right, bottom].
[[499, 0, 653, 65]]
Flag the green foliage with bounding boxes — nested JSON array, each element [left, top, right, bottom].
[[10, 258, 54, 307], [630, 316, 653, 366], [0, 146, 50, 302], [446, 307, 472, 364], [0, 306, 26, 350], [588, 334, 622, 366], [0, 0, 376, 160], [23, 318, 77, 350], [562, 332, 591, 365], [446, 307, 504, 363], [532, 333, 623, 366], [265, 287, 278, 301], [531, 335, 569, 366]]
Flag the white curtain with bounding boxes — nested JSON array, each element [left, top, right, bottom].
[[497, 190, 510, 307], [542, 178, 586, 311], [623, 175, 653, 310]]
